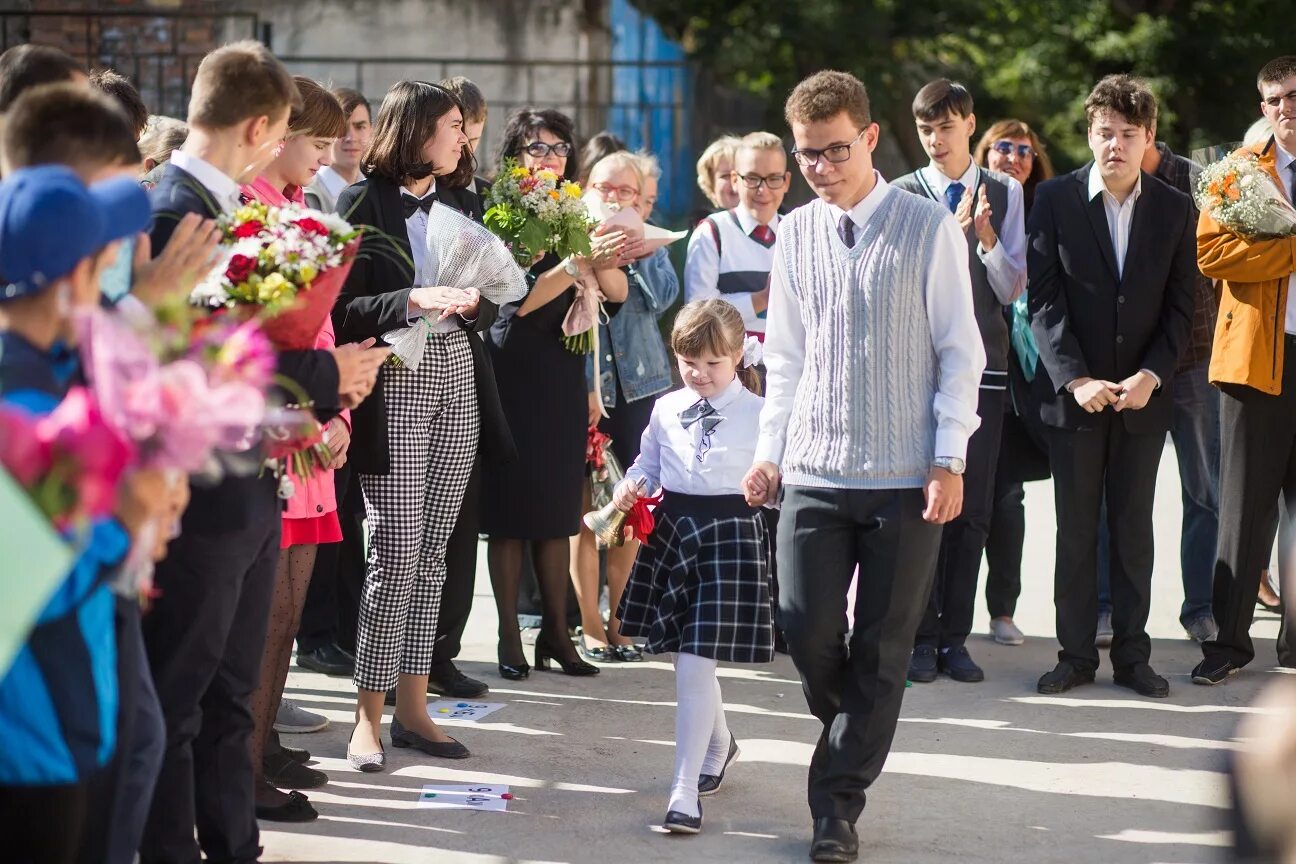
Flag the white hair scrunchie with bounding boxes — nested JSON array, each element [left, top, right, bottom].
[[741, 334, 764, 369]]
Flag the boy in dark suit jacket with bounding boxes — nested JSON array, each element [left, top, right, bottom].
[[1028, 75, 1195, 699], [138, 42, 385, 861]]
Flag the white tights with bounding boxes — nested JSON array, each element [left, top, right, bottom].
[[668, 652, 732, 817]]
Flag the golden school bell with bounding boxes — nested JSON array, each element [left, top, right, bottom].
[[583, 502, 629, 547]]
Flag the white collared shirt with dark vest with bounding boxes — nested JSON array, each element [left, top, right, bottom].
[[684, 208, 780, 334], [892, 164, 1026, 388]]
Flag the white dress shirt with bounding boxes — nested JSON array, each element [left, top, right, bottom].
[[756, 172, 985, 464], [169, 150, 242, 215], [919, 160, 1027, 304], [1276, 144, 1296, 335], [1088, 163, 1142, 279], [401, 181, 458, 333], [626, 378, 763, 497], [683, 208, 780, 328], [307, 165, 350, 213]]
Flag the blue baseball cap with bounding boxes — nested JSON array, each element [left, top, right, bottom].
[[0, 165, 151, 302]]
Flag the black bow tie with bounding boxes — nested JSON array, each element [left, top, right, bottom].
[[402, 191, 437, 220]]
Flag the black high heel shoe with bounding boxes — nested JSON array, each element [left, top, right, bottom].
[[497, 647, 530, 681], [535, 633, 600, 676]]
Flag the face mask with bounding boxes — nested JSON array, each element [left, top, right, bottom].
[[99, 236, 136, 303]]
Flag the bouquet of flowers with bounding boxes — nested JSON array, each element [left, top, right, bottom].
[[77, 305, 273, 475], [1195, 150, 1296, 240], [384, 202, 528, 370], [484, 159, 592, 266], [0, 387, 135, 533], [190, 201, 363, 349]]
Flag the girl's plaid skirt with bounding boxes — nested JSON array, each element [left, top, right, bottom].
[[616, 493, 774, 664]]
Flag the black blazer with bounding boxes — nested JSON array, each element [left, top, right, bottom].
[[333, 174, 516, 475], [148, 162, 343, 531], [1027, 165, 1196, 434]]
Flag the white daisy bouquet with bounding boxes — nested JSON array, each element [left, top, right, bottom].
[[1195, 150, 1296, 241], [191, 200, 363, 349], [484, 159, 593, 266]]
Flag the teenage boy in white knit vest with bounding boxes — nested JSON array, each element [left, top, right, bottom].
[[684, 131, 789, 338], [893, 79, 1027, 685], [742, 70, 984, 863]]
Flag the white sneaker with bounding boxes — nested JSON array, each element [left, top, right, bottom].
[[273, 699, 329, 734], [1095, 611, 1114, 648], [989, 618, 1024, 646]]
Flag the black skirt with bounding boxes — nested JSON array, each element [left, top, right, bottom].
[[617, 492, 774, 663]]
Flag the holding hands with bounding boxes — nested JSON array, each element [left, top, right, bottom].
[[742, 461, 781, 508]]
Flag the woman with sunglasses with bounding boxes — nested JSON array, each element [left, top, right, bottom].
[[482, 108, 631, 680], [569, 150, 679, 664], [973, 119, 1055, 647]]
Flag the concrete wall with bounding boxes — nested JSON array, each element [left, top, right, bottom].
[[260, 0, 612, 165]]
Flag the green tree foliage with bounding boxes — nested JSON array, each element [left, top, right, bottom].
[[634, 0, 1285, 170]]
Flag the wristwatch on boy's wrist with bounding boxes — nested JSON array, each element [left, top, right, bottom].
[[932, 457, 966, 475], [563, 257, 581, 277]]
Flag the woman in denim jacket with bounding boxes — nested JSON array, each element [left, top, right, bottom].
[[572, 151, 679, 662]]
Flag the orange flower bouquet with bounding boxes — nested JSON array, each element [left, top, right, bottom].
[[1196, 150, 1296, 240]]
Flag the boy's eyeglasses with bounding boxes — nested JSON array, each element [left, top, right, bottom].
[[524, 141, 572, 158], [991, 140, 1035, 159], [733, 173, 788, 190], [791, 129, 867, 168]]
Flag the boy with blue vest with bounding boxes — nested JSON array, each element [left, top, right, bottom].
[[893, 79, 1027, 685], [0, 165, 162, 863], [684, 131, 790, 339], [743, 70, 984, 862]]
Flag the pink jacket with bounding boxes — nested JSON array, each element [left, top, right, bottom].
[[241, 177, 349, 521]]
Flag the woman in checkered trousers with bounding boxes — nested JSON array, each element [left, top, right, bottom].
[[333, 82, 483, 770], [613, 299, 774, 835]]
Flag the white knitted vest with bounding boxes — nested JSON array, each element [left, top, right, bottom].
[[780, 191, 947, 489]]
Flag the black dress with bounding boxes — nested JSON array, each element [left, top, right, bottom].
[[481, 253, 587, 539]]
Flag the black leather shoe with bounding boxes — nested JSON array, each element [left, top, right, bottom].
[[263, 751, 328, 789], [390, 716, 470, 759], [428, 663, 489, 699], [1037, 661, 1095, 694], [611, 643, 644, 662], [1192, 656, 1241, 686], [698, 734, 740, 796], [810, 817, 858, 862], [278, 743, 310, 765], [908, 645, 938, 683], [663, 801, 702, 834], [296, 644, 356, 677], [938, 645, 985, 683], [1113, 663, 1169, 698], [255, 786, 318, 822]]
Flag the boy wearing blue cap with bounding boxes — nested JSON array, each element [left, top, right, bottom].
[[0, 165, 166, 864]]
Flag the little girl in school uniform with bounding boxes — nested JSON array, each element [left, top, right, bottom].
[[613, 298, 773, 834]]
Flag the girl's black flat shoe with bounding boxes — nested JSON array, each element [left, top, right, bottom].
[[497, 660, 530, 680], [390, 716, 470, 759], [611, 643, 644, 662]]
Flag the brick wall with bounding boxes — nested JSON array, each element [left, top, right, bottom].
[[8, 0, 250, 118]]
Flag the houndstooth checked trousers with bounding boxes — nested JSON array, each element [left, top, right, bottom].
[[354, 331, 479, 692]]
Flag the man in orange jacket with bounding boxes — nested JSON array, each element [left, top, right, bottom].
[[1193, 55, 1296, 685]]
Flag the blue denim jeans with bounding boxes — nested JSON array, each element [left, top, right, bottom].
[[1098, 358, 1219, 625]]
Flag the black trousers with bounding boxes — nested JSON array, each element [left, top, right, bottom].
[[80, 599, 165, 864], [0, 781, 89, 864], [296, 461, 357, 655], [140, 486, 280, 864], [916, 388, 1005, 649], [1047, 415, 1163, 672], [1208, 339, 1296, 668], [778, 486, 941, 822], [431, 455, 482, 671]]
